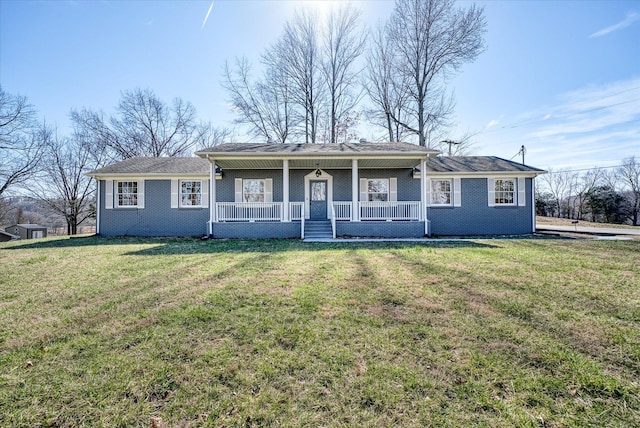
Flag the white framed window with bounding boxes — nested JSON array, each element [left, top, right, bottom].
[[105, 179, 144, 209], [243, 179, 265, 202], [488, 178, 526, 207], [426, 178, 461, 207], [494, 178, 515, 205], [117, 181, 138, 207], [181, 180, 202, 207], [171, 179, 208, 209], [234, 178, 273, 203], [367, 179, 389, 201], [430, 179, 452, 205], [360, 178, 397, 202]]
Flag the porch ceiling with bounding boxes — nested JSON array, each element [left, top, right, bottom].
[[213, 157, 422, 170]]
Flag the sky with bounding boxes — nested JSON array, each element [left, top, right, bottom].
[[1, 0, 638, 172]]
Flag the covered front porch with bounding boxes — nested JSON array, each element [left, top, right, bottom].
[[195, 142, 438, 239]]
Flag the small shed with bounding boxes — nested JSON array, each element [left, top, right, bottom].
[[0, 230, 20, 242], [5, 224, 47, 240]]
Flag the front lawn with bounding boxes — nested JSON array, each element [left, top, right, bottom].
[[0, 237, 638, 426]]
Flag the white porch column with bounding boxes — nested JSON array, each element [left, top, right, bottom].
[[531, 177, 536, 233], [283, 159, 290, 221], [95, 179, 101, 234], [352, 159, 359, 221], [209, 159, 217, 235], [421, 159, 428, 234], [420, 159, 426, 221]]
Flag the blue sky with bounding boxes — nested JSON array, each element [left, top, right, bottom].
[[1, 0, 638, 172]]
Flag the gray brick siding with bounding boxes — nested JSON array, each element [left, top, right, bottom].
[[213, 222, 301, 239], [337, 221, 425, 238], [97, 172, 535, 238], [427, 178, 533, 235], [98, 180, 210, 237]]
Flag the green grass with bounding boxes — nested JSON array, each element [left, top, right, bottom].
[[1, 236, 639, 427]]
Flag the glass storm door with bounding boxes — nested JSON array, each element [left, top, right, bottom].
[[310, 180, 327, 220]]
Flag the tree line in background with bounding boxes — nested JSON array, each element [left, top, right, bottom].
[[536, 158, 640, 226], [0, 86, 230, 235]]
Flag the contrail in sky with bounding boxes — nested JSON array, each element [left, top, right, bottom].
[[201, 1, 214, 30]]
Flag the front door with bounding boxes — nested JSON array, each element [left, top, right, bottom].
[[310, 180, 327, 220]]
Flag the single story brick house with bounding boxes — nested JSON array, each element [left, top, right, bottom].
[[86, 142, 545, 239]]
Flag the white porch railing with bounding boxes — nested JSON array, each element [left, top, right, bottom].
[[359, 201, 420, 221], [217, 202, 283, 222], [290, 202, 304, 221], [332, 202, 352, 220], [214, 201, 421, 222]]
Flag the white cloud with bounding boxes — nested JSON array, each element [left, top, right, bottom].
[[589, 11, 639, 38], [524, 78, 640, 169], [485, 115, 503, 129], [526, 77, 640, 139], [477, 78, 640, 170]]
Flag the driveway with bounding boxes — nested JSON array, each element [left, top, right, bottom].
[[537, 224, 640, 236]]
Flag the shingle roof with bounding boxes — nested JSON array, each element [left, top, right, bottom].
[[0, 230, 20, 239], [86, 153, 545, 176], [197, 142, 438, 155], [425, 156, 545, 173], [86, 157, 210, 176]]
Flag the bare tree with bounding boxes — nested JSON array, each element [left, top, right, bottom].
[[196, 124, 236, 150], [222, 57, 297, 143], [0, 87, 43, 197], [540, 168, 573, 218], [29, 128, 105, 235], [71, 88, 208, 160], [572, 168, 603, 220], [379, 0, 486, 147], [263, 9, 324, 144], [618, 156, 640, 226], [364, 25, 413, 142], [221, 5, 365, 145], [321, 4, 366, 144]]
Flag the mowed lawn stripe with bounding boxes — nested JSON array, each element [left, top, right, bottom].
[[0, 237, 638, 427]]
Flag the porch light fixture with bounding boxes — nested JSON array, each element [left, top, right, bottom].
[[315, 164, 321, 177]]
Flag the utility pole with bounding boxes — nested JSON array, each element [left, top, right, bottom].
[[441, 140, 460, 156], [520, 145, 526, 165]]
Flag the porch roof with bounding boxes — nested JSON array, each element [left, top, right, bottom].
[[196, 142, 439, 169]]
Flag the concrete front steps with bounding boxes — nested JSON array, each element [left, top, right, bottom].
[[304, 220, 333, 240]]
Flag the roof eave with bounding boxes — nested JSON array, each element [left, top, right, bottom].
[[195, 151, 438, 160], [86, 172, 210, 179], [426, 170, 546, 177]]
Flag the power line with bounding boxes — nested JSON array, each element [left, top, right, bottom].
[[477, 97, 640, 136], [545, 164, 623, 173]]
